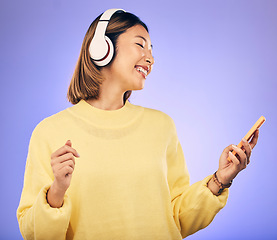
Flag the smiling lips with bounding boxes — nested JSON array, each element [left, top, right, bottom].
[[135, 65, 149, 79]]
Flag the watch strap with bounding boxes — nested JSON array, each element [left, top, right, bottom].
[[213, 171, 233, 194]]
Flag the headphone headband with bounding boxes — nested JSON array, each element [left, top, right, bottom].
[[89, 8, 126, 66], [99, 8, 125, 21]]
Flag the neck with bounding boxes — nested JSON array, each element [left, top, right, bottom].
[[86, 65, 134, 110], [86, 82, 126, 111]]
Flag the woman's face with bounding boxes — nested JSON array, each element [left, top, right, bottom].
[[102, 24, 154, 91]]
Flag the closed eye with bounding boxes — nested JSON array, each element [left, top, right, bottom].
[[136, 43, 144, 49]]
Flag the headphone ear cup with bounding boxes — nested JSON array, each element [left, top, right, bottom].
[[92, 36, 114, 67]]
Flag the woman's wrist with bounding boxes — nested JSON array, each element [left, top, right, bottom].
[[207, 172, 233, 196], [216, 170, 232, 185], [46, 182, 66, 208], [207, 176, 222, 196]]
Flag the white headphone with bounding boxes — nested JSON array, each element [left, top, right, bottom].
[[89, 8, 126, 67]]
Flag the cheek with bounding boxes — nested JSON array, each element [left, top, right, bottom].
[[127, 46, 145, 60], [113, 46, 144, 71]]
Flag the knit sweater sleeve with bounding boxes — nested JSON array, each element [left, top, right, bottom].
[[166, 117, 228, 238], [17, 121, 72, 240]]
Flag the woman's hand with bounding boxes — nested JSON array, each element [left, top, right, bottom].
[[47, 140, 80, 208], [216, 129, 259, 185]]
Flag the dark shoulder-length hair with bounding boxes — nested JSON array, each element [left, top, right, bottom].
[[67, 11, 148, 105]]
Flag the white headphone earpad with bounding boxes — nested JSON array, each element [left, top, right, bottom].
[[97, 36, 114, 66], [89, 37, 107, 60], [91, 36, 114, 67]]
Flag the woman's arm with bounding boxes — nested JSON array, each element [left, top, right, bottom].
[[166, 116, 228, 238], [17, 122, 75, 239]]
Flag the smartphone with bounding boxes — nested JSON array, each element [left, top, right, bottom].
[[227, 116, 266, 162]]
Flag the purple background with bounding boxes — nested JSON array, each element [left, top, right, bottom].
[[1, 0, 276, 239]]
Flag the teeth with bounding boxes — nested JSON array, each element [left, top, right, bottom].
[[136, 67, 147, 76]]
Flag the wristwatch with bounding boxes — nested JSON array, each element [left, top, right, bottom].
[[212, 171, 233, 194]]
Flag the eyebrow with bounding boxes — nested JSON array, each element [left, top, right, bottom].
[[135, 35, 153, 49]]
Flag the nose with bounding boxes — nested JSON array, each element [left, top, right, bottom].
[[145, 51, 154, 65]]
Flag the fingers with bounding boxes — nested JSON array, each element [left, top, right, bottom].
[[51, 140, 80, 159], [51, 152, 76, 176], [249, 129, 259, 150], [222, 145, 234, 157], [228, 149, 240, 165], [52, 159, 75, 177], [57, 161, 75, 177], [50, 140, 80, 191], [232, 145, 247, 166], [241, 138, 252, 164], [51, 152, 76, 167], [228, 144, 248, 170], [223, 145, 234, 162], [65, 139, 72, 147]]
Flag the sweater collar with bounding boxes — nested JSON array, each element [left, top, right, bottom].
[[67, 99, 144, 129]]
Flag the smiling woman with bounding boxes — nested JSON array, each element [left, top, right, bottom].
[[99, 25, 154, 95], [17, 8, 258, 240], [67, 10, 152, 107]]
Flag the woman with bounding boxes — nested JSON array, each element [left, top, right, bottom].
[[17, 9, 259, 240]]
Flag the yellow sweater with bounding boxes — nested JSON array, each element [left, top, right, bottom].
[[17, 99, 228, 240]]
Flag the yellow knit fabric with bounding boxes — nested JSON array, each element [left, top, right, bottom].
[[17, 99, 228, 240]]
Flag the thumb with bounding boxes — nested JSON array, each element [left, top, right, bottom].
[[65, 140, 72, 147], [223, 144, 234, 158], [224, 144, 234, 153]]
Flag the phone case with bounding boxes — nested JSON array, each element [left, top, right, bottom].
[[227, 116, 266, 162]]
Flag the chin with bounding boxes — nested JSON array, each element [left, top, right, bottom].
[[128, 81, 145, 91], [134, 84, 145, 91], [130, 87, 144, 92]]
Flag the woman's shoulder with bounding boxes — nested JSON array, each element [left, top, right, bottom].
[[137, 103, 176, 128], [31, 106, 72, 136]]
